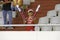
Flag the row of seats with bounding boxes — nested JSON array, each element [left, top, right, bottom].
[[35, 4, 60, 31]]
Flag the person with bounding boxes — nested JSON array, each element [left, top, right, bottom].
[[20, 9, 36, 31], [0, 0, 13, 29], [14, 4, 40, 31], [24, 9, 36, 31]]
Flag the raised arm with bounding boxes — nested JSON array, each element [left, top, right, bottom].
[[33, 12, 36, 18], [33, 4, 40, 18], [16, 5, 26, 23]]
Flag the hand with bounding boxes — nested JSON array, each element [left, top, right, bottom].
[[16, 5, 21, 12], [16, 5, 19, 8], [36, 4, 40, 12]]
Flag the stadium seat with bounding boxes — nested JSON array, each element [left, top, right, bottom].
[[0, 11, 4, 24], [47, 10, 57, 18], [58, 11, 60, 17], [50, 17, 60, 24], [12, 11, 16, 18], [41, 26, 52, 31], [53, 25, 60, 31], [55, 4, 60, 17], [50, 17, 60, 31], [35, 26, 40, 31], [38, 17, 49, 24], [23, 0, 30, 5], [35, 17, 52, 31], [0, 18, 4, 25], [55, 4, 60, 11]]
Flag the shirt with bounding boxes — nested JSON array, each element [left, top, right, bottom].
[[2, 0, 12, 11]]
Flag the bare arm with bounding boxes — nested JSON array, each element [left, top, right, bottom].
[[16, 5, 26, 21]]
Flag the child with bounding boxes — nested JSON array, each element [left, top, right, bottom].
[[24, 9, 36, 31], [16, 5, 40, 31]]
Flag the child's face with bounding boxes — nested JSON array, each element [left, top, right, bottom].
[[28, 12, 33, 16]]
